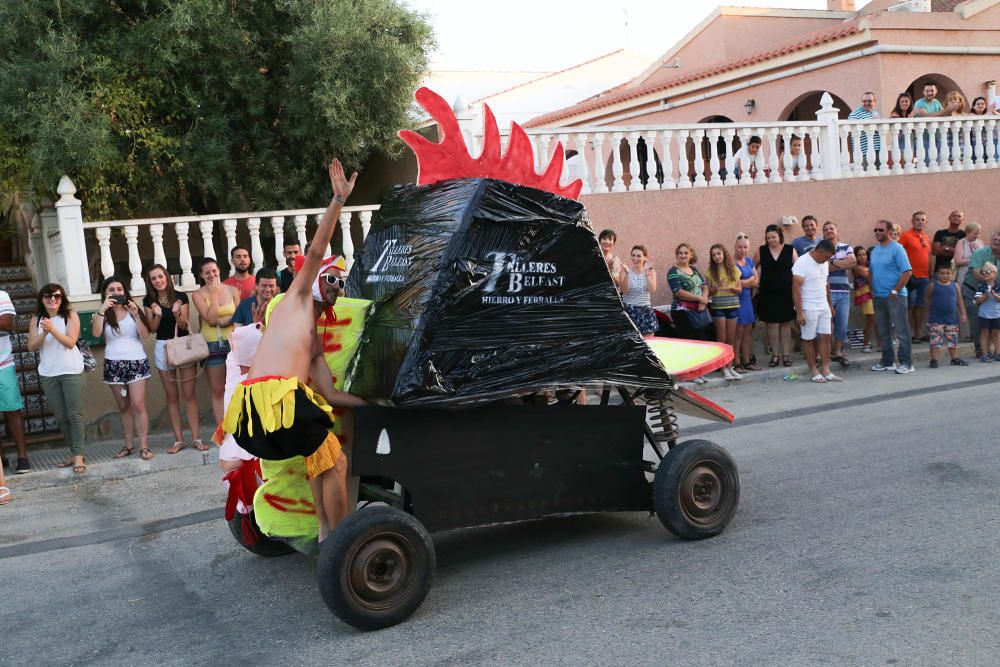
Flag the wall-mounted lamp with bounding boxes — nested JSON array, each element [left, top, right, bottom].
[[744, 99, 756, 115]]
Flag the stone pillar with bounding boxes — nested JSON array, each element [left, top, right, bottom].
[[815, 93, 843, 180], [52, 176, 94, 299]]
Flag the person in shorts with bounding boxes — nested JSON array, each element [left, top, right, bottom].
[[974, 262, 1000, 362], [0, 289, 29, 473], [898, 211, 932, 342], [92, 278, 154, 460], [792, 239, 841, 382], [925, 263, 967, 368], [192, 258, 240, 424]]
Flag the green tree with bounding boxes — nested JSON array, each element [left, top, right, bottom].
[[0, 0, 433, 219]]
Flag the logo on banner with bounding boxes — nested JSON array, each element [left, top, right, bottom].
[[481, 251, 566, 305], [365, 238, 412, 284]]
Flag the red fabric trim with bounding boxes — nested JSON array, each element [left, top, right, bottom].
[[242, 375, 289, 386]]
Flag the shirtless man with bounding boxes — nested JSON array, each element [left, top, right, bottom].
[[223, 158, 365, 540]]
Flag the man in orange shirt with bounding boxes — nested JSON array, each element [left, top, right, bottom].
[[898, 211, 932, 342]]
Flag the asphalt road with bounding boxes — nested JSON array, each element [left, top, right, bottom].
[[2, 362, 999, 666]]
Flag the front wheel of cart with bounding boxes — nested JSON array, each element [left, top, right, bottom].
[[227, 511, 295, 557], [653, 439, 740, 540], [317, 506, 435, 631]]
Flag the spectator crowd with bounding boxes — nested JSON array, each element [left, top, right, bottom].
[[0, 239, 309, 500], [605, 206, 996, 385]]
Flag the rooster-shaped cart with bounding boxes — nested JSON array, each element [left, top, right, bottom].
[[226, 89, 740, 631]]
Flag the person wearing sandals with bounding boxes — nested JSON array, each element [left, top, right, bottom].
[[733, 233, 759, 371], [792, 239, 842, 383], [620, 245, 658, 337], [92, 277, 154, 460], [192, 258, 240, 424], [27, 284, 87, 473], [707, 243, 743, 380], [143, 265, 205, 454], [754, 224, 798, 368]]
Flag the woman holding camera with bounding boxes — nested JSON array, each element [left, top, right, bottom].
[[92, 277, 154, 460], [27, 283, 87, 473]]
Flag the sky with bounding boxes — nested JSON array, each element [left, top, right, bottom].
[[404, 0, 874, 71]]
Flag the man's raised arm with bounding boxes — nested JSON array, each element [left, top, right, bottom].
[[290, 158, 358, 298]]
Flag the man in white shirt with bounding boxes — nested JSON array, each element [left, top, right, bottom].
[[792, 239, 841, 383]]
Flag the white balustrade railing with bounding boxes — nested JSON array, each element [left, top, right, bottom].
[[56, 202, 378, 299], [507, 121, 826, 192], [474, 93, 999, 194]]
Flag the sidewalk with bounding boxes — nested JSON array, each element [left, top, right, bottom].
[[682, 341, 976, 391], [5, 431, 219, 491], [6, 341, 978, 487]]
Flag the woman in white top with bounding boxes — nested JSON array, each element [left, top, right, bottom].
[[27, 283, 87, 473], [620, 245, 658, 336], [91, 277, 154, 460]]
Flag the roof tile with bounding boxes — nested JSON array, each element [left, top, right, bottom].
[[525, 19, 866, 128]]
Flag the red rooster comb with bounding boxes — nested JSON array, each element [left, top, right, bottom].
[[399, 87, 583, 201]]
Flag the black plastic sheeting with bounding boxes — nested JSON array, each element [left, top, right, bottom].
[[345, 178, 671, 407]]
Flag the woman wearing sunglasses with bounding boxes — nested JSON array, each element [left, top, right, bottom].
[[27, 284, 87, 473]]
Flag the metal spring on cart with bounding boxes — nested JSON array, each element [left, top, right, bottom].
[[645, 392, 679, 451]]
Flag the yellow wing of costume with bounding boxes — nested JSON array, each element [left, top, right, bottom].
[[251, 294, 371, 539]]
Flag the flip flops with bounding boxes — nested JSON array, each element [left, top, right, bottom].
[[139, 448, 155, 461], [166, 442, 186, 454], [114, 446, 134, 459], [192, 439, 210, 452], [0, 486, 10, 505], [811, 374, 828, 383], [824, 373, 844, 382]]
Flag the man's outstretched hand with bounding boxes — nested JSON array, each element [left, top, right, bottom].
[[329, 159, 358, 202]]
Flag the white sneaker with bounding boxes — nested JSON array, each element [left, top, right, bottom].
[[722, 368, 733, 380], [871, 362, 895, 372], [895, 364, 914, 374], [730, 367, 743, 380]]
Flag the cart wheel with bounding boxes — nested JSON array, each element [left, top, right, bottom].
[[653, 439, 739, 540], [227, 511, 295, 557], [317, 506, 435, 631]]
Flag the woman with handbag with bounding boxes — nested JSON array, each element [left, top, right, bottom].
[[27, 283, 87, 473], [192, 258, 240, 423], [667, 243, 712, 384], [92, 277, 154, 460], [143, 265, 204, 453]]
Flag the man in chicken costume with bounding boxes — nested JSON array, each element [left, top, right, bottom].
[[221, 159, 366, 542]]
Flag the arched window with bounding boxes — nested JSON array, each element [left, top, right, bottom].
[[780, 91, 851, 121]]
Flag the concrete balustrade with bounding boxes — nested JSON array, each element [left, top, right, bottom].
[[474, 93, 998, 195], [45, 182, 379, 301]]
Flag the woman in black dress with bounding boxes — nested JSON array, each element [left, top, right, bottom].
[[753, 224, 798, 367]]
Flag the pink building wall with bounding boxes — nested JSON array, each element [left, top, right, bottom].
[[644, 15, 842, 88], [581, 169, 1000, 303]]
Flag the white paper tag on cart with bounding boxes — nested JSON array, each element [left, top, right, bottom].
[[376, 429, 391, 455]]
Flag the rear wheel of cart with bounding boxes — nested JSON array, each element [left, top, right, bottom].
[[653, 439, 739, 540], [317, 506, 435, 631], [227, 511, 295, 557]]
